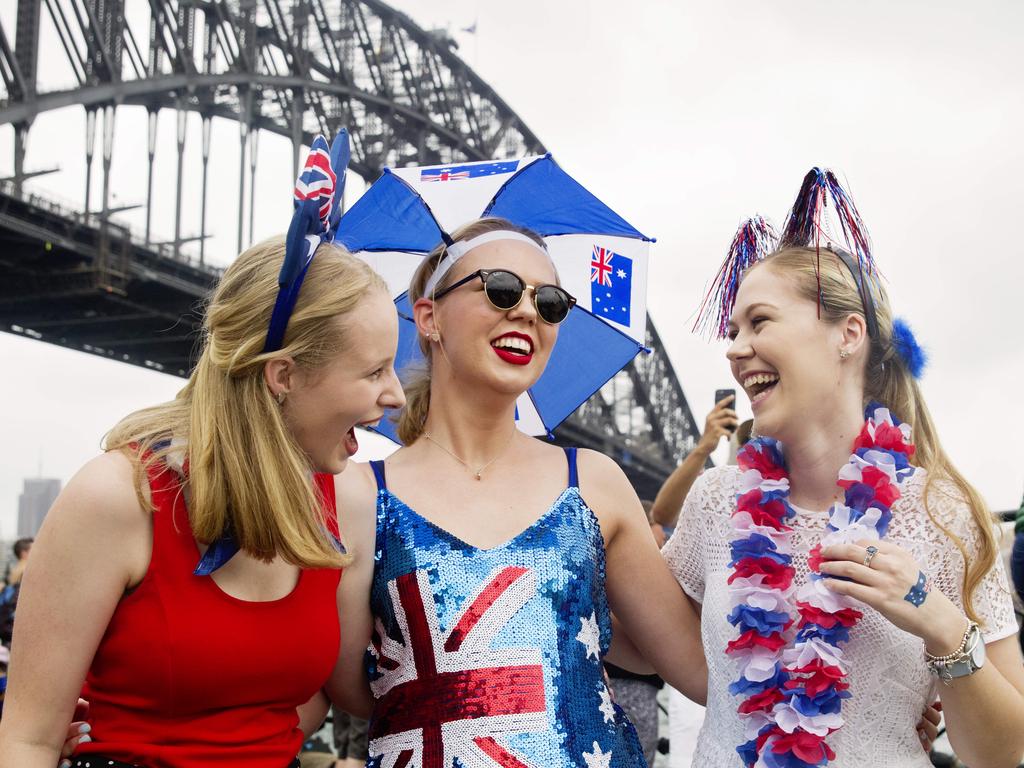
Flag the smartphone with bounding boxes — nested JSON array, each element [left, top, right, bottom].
[[714, 388, 736, 407], [714, 388, 737, 432]]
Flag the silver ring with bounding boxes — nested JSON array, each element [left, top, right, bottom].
[[863, 545, 879, 568]]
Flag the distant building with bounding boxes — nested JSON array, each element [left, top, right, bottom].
[[17, 478, 61, 537]]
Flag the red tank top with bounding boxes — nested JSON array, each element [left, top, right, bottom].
[[77, 464, 342, 768]]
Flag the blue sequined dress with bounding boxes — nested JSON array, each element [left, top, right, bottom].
[[365, 447, 645, 768]]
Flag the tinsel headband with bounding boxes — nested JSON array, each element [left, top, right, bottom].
[[779, 167, 880, 338], [695, 168, 926, 378], [693, 215, 778, 339]]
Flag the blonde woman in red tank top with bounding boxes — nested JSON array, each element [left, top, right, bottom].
[[0, 233, 404, 768]]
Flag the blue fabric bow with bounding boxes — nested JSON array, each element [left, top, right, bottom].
[[264, 130, 351, 353]]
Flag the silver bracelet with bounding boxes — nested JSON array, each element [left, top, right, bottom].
[[924, 619, 974, 664], [925, 621, 985, 683]]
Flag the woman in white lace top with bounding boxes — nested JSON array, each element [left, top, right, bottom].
[[662, 175, 1024, 768]]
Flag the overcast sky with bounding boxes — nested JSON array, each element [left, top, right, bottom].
[[2, 0, 1022, 537]]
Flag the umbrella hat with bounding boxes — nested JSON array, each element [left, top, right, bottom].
[[335, 154, 654, 442]]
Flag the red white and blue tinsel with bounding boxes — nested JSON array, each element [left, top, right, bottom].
[[694, 216, 778, 340], [727, 403, 916, 768]]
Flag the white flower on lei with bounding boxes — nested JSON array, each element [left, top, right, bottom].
[[732, 511, 796, 543], [728, 576, 794, 613], [739, 468, 790, 495], [795, 576, 857, 614], [772, 701, 844, 736], [782, 637, 848, 672], [736, 646, 783, 683], [839, 450, 899, 485], [741, 710, 774, 739], [824, 504, 884, 547]]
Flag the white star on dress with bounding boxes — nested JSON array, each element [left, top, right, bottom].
[[576, 612, 601, 661], [583, 741, 613, 768], [616, 269, 626, 279], [598, 684, 616, 723]]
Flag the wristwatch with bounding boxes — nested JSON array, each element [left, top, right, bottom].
[[926, 621, 985, 683]]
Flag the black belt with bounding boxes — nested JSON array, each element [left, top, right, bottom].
[[71, 757, 302, 768]]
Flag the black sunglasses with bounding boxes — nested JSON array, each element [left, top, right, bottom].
[[432, 269, 577, 325]]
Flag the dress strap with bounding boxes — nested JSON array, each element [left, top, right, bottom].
[[369, 460, 387, 492], [564, 447, 579, 489]]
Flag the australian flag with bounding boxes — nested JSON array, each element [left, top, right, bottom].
[[420, 160, 519, 182], [590, 245, 632, 328]]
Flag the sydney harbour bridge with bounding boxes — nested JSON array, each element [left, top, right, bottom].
[[0, 0, 703, 499]]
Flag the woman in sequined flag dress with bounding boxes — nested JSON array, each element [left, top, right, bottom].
[[327, 217, 707, 768]]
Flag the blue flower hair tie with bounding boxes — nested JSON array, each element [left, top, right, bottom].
[[891, 317, 927, 379]]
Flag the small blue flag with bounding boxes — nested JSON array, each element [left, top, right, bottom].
[[590, 244, 632, 328]]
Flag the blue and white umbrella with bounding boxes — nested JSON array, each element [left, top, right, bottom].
[[335, 154, 654, 442]]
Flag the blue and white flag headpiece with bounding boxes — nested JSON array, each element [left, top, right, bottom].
[[423, 230, 550, 297], [263, 130, 350, 352], [334, 153, 654, 442]]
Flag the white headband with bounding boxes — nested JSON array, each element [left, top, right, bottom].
[[423, 230, 549, 298]]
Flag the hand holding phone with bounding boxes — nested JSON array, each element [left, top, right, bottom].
[[713, 388, 738, 434]]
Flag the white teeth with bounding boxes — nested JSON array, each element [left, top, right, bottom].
[[742, 373, 779, 389], [491, 336, 532, 354]]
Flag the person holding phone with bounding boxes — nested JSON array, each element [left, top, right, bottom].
[[650, 394, 739, 529]]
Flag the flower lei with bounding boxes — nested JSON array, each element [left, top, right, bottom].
[[726, 403, 916, 768]]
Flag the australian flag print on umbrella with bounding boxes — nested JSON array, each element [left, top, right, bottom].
[[591, 245, 633, 328], [335, 154, 654, 442]]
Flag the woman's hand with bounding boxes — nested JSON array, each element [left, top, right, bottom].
[[57, 699, 90, 768], [916, 701, 942, 753], [818, 539, 968, 654]]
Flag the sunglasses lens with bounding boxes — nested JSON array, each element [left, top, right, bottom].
[[483, 270, 525, 310], [536, 286, 573, 324]]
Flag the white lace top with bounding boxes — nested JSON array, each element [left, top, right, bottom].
[[662, 465, 1018, 768]]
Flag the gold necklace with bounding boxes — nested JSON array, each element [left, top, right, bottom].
[[422, 429, 517, 480]]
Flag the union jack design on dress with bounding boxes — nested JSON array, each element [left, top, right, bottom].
[[293, 142, 338, 228], [591, 246, 615, 287], [368, 566, 547, 768]]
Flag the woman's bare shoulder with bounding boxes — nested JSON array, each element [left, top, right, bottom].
[[334, 460, 382, 540], [58, 450, 148, 524], [34, 450, 152, 585]]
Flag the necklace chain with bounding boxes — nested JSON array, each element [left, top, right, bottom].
[[422, 429, 517, 480]]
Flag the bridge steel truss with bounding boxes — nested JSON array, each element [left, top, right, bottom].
[[0, 0, 702, 497]]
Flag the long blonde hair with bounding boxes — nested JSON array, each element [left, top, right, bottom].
[[759, 247, 997, 622], [395, 217, 548, 444], [105, 237, 386, 569]]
